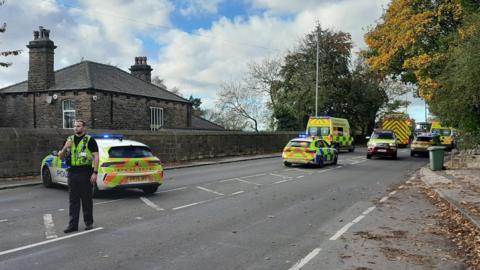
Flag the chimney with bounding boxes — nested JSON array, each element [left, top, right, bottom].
[[27, 26, 56, 91], [129, 56, 152, 83]]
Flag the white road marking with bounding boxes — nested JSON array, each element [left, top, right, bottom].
[[0, 227, 104, 257], [219, 178, 237, 183], [270, 173, 290, 179], [352, 214, 365, 224], [241, 173, 267, 179], [292, 168, 312, 174], [389, 190, 397, 196], [231, 191, 244, 195], [233, 178, 262, 186], [362, 206, 376, 215], [196, 186, 224, 196], [379, 196, 389, 203], [94, 199, 123, 206], [273, 179, 295, 184], [43, 214, 57, 239], [296, 175, 305, 179], [172, 199, 213, 211], [288, 248, 322, 270], [58, 209, 65, 212], [139, 197, 164, 211], [156, 186, 188, 193], [0, 219, 8, 223], [329, 222, 355, 241]]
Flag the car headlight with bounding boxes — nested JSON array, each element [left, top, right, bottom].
[[389, 143, 396, 147]]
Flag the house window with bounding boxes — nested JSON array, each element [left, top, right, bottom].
[[63, 100, 75, 129], [150, 107, 163, 131]]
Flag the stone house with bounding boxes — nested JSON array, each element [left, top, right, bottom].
[[0, 26, 223, 131]]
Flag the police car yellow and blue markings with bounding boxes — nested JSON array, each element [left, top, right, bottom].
[[42, 155, 67, 169], [99, 147, 163, 188], [282, 136, 337, 165]]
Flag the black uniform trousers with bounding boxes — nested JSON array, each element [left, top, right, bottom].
[[67, 168, 94, 228]]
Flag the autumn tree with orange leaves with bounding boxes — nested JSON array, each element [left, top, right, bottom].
[[363, 0, 464, 100]]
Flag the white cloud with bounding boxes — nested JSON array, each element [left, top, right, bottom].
[[179, 0, 223, 17], [1, 0, 395, 115]]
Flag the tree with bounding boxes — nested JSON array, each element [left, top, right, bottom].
[[151, 76, 167, 89], [430, 13, 480, 135], [1, 1, 21, 68], [273, 24, 353, 130], [363, 0, 465, 100], [214, 81, 267, 132]]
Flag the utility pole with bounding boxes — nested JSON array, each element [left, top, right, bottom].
[[315, 24, 319, 117]]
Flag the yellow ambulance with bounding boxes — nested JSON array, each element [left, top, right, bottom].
[[306, 116, 354, 152], [430, 121, 456, 150]]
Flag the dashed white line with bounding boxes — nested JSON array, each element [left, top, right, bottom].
[[43, 214, 57, 239], [94, 199, 123, 206], [379, 196, 389, 203], [352, 214, 365, 224], [329, 222, 355, 241], [0, 227, 104, 257], [139, 197, 164, 211], [157, 186, 188, 193], [0, 219, 8, 223], [231, 191, 244, 195], [273, 179, 295, 184], [270, 173, 289, 179], [362, 206, 376, 215], [288, 248, 322, 270], [296, 175, 305, 179], [241, 173, 268, 179], [196, 186, 224, 196], [233, 178, 262, 186], [172, 199, 212, 211]]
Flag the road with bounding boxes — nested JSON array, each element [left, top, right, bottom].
[[0, 148, 427, 270]]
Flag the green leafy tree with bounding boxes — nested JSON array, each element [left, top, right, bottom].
[[1, 1, 21, 67], [430, 13, 480, 135], [274, 24, 352, 130]]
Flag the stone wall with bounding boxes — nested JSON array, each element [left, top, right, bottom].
[[0, 128, 298, 178]]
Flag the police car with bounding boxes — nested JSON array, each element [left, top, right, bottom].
[[282, 135, 338, 167], [41, 135, 164, 195]]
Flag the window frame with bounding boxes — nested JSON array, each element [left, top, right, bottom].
[[150, 107, 164, 131], [62, 99, 76, 129]]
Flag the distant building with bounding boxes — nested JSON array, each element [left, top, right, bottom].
[[0, 26, 223, 131]]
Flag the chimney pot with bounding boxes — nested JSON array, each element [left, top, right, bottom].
[[130, 56, 152, 83], [33, 31, 39, 40]]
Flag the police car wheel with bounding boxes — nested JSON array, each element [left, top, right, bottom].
[[42, 166, 53, 188], [333, 155, 338, 165], [348, 145, 354, 152], [142, 186, 158, 195], [284, 161, 292, 167], [366, 154, 372, 159]]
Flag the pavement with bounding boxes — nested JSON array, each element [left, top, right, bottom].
[[0, 153, 281, 190], [301, 150, 480, 270]]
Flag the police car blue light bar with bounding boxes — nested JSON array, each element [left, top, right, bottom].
[[298, 132, 308, 138], [91, 134, 124, 140]]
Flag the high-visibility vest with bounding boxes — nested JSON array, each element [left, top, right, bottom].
[[69, 135, 93, 167]]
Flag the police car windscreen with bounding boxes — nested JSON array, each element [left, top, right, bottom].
[[416, 136, 432, 142], [108, 146, 153, 158], [372, 132, 394, 139], [288, 141, 311, 148]]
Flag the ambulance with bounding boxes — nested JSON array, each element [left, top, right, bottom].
[[430, 121, 456, 150], [41, 135, 164, 195], [379, 113, 413, 147], [306, 116, 354, 152]]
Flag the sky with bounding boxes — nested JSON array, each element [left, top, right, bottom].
[[0, 0, 429, 124]]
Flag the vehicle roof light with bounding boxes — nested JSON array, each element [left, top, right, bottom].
[[91, 134, 124, 141]]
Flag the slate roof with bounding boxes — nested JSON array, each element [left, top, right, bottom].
[[0, 61, 188, 103], [191, 115, 225, 130]]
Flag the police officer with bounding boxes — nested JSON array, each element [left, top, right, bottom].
[[58, 119, 99, 233]]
